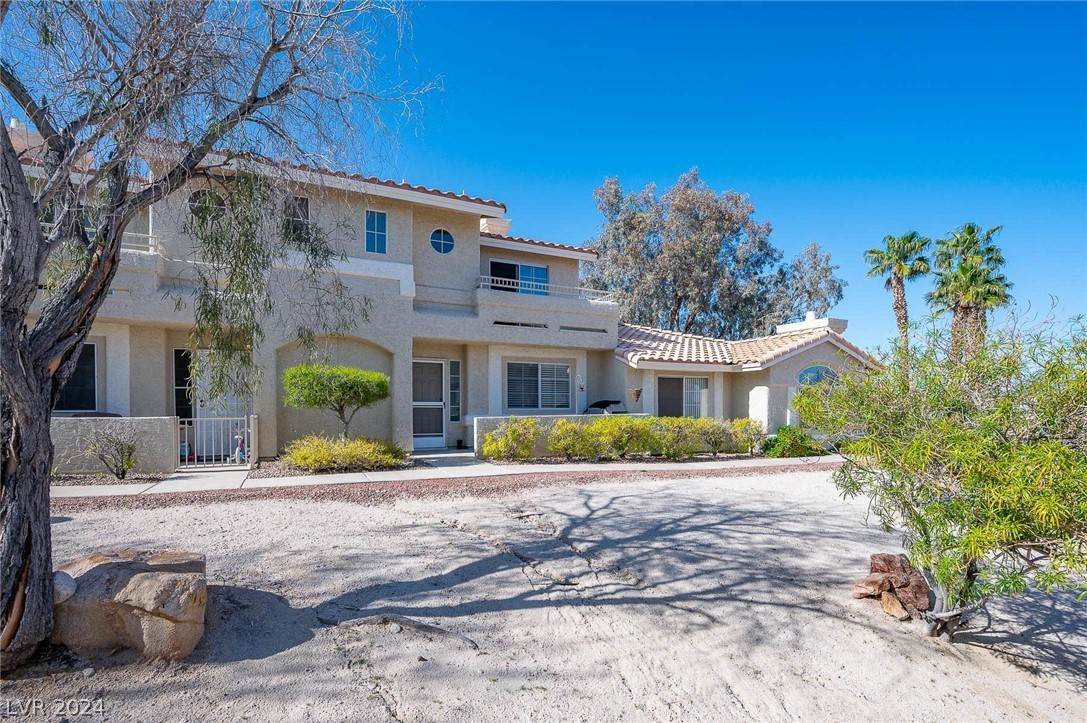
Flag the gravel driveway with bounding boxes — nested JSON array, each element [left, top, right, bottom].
[[4, 470, 1083, 721]]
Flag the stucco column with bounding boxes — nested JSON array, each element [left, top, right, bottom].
[[712, 372, 726, 420], [253, 333, 279, 457], [641, 370, 656, 416], [390, 351, 413, 451]]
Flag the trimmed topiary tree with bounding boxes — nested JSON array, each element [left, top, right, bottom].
[[282, 364, 391, 439]]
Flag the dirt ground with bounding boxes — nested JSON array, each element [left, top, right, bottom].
[[4, 470, 1083, 721]]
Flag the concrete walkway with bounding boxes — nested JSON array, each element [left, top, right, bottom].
[[50, 451, 844, 498]]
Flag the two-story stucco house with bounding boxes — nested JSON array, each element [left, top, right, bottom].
[[19, 125, 868, 467]]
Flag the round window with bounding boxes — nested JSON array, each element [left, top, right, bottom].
[[187, 188, 226, 221], [798, 364, 837, 385], [430, 228, 455, 254]]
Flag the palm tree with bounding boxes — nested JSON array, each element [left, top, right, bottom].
[[928, 223, 1013, 359], [864, 231, 931, 365]]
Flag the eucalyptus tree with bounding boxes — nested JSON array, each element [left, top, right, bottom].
[[582, 168, 846, 339], [864, 231, 931, 366], [0, 0, 428, 665], [927, 223, 1013, 359]]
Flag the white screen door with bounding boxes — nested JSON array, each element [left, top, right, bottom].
[[412, 360, 446, 449]]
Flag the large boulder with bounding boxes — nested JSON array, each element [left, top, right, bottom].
[[853, 552, 932, 619], [52, 550, 206, 660]]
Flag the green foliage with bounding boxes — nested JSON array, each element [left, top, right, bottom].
[[728, 417, 766, 456], [692, 418, 732, 457], [794, 318, 1087, 615], [591, 416, 654, 459], [653, 418, 702, 460], [762, 425, 828, 458], [547, 419, 607, 461], [480, 418, 542, 461], [84, 430, 138, 480], [282, 364, 390, 437], [283, 435, 407, 473]]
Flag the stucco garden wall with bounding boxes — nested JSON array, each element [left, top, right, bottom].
[[51, 416, 177, 474]]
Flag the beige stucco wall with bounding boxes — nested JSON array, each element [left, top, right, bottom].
[[411, 205, 483, 312], [275, 336, 395, 448], [51, 416, 177, 474]]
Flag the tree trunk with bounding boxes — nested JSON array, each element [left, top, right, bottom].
[[1, 386, 56, 668], [890, 275, 909, 370], [949, 306, 967, 362]]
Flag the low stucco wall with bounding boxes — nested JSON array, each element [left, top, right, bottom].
[[473, 414, 649, 458], [51, 416, 178, 474]]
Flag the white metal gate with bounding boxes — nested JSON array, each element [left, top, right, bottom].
[[178, 415, 256, 469]]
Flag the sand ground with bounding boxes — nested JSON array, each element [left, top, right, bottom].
[[3, 470, 1084, 721]]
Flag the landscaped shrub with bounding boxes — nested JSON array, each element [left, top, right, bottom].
[[282, 364, 390, 438], [83, 429, 138, 480], [762, 425, 828, 458], [591, 416, 653, 459], [728, 417, 766, 456], [692, 418, 732, 457], [547, 418, 607, 461], [653, 418, 702, 460], [479, 417, 542, 461], [283, 434, 407, 473]]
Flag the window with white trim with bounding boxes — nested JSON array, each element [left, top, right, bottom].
[[506, 362, 570, 410], [449, 360, 461, 422], [284, 194, 310, 243], [682, 377, 709, 418], [55, 344, 97, 412], [365, 210, 387, 254]]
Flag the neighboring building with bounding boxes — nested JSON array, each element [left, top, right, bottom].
[[20, 127, 868, 462]]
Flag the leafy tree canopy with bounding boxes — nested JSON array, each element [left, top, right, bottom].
[[582, 168, 845, 338], [282, 364, 390, 438]]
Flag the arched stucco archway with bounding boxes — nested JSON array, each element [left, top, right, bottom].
[[275, 336, 395, 449]]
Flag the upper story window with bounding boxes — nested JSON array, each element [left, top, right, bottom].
[[55, 343, 97, 412], [488, 261, 550, 295], [284, 195, 310, 243], [365, 210, 387, 254], [798, 364, 837, 385], [187, 189, 226, 222], [430, 228, 454, 254]]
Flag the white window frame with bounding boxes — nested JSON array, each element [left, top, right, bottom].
[[488, 258, 550, 295], [448, 359, 462, 423], [55, 342, 98, 412], [365, 209, 387, 254], [505, 361, 571, 411]]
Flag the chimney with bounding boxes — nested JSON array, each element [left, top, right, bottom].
[[480, 217, 512, 237], [775, 312, 848, 335]]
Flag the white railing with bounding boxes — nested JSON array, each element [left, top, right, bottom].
[[478, 275, 616, 302], [41, 223, 158, 253], [177, 415, 255, 469]]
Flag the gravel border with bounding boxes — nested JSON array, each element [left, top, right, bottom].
[[51, 472, 170, 487], [50, 460, 843, 513]]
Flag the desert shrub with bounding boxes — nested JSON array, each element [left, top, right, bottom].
[[692, 418, 732, 457], [762, 425, 828, 458], [729, 417, 766, 456], [794, 318, 1087, 637], [84, 429, 138, 480], [547, 419, 607, 461], [653, 418, 701, 460], [591, 416, 653, 459], [283, 435, 407, 473], [479, 417, 542, 461], [282, 364, 390, 438]]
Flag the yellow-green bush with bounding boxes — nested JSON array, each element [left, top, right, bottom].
[[692, 418, 732, 457], [284, 435, 407, 473], [653, 417, 702, 460], [479, 417, 542, 461], [547, 418, 607, 460], [728, 417, 766, 456], [590, 416, 653, 459]]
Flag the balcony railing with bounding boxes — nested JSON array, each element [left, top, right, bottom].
[[42, 223, 158, 253], [478, 275, 616, 302]]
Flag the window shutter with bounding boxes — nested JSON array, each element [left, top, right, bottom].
[[507, 363, 539, 409], [540, 363, 570, 409]]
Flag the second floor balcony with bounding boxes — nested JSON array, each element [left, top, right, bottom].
[[477, 275, 615, 303]]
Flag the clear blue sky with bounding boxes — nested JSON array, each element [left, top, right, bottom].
[[380, 2, 1087, 350]]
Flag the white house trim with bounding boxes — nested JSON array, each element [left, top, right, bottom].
[[479, 236, 597, 262]]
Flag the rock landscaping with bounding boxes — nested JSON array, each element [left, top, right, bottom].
[[852, 552, 932, 620]]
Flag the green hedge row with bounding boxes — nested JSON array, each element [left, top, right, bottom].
[[479, 416, 771, 462]]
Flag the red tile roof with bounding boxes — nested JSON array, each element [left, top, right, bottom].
[[616, 323, 870, 367], [480, 232, 598, 257], [289, 163, 506, 211]]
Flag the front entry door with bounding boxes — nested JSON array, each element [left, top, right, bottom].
[[412, 360, 446, 449]]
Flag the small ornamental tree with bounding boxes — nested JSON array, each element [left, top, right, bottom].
[[794, 318, 1087, 638], [282, 364, 390, 439]]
